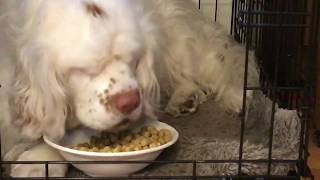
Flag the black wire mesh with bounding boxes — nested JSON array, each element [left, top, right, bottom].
[[0, 0, 318, 179], [232, 0, 318, 179]]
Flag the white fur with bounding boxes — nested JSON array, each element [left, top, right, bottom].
[[0, 0, 258, 177]]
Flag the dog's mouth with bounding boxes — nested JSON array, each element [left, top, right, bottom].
[[108, 118, 132, 133], [116, 118, 130, 127]]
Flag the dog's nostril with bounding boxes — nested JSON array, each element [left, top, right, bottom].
[[110, 90, 140, 114]]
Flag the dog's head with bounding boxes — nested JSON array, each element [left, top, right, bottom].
[[10, 0, 160, 141]]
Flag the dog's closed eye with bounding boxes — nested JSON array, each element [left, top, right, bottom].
[[84, 2, 107, 18]]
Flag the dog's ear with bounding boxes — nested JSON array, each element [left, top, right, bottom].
[[136, 39, 160, 120], [11, 48, 69, 141]]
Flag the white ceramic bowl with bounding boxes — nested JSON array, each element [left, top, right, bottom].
[[43, 120, 179, 177]]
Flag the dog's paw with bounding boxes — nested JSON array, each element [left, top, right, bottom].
[[165, 84, 213, 117], [165, 95, 199, 117], [10, 144, 67, 178]]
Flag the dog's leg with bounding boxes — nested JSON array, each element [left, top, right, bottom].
[[165, 82, 207, 117], [10, 143, 67, 177]]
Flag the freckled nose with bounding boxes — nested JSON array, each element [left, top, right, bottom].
[[110, 90, 140, 114]]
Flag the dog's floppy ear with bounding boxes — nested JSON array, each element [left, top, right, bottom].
[[136, 49, 160, 120], [136, 30, 161, 120], [11, 47, 69, 141]]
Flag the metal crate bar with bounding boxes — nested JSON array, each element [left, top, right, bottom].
[[238, 0, 252, 174], [246, 86, 306, 90], [0, 159, 299, 165], [238, 23, 310, 28], [239, 10, 311, 16], [0, 175, 300, 180]]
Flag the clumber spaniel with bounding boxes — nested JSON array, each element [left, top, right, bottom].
[[0, 0, 258, 177]]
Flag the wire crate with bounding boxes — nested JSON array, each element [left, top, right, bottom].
[[0, 0, 319, 179]]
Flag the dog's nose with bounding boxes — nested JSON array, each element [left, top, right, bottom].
[[110, 90, 140, 114]]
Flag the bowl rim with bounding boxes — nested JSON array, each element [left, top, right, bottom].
[[43, 121, 179, 157]]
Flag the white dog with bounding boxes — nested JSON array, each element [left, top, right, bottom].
[[0, 0, 258, 177]]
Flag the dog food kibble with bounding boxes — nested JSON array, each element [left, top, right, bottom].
[[70, 126, 172, 153]]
